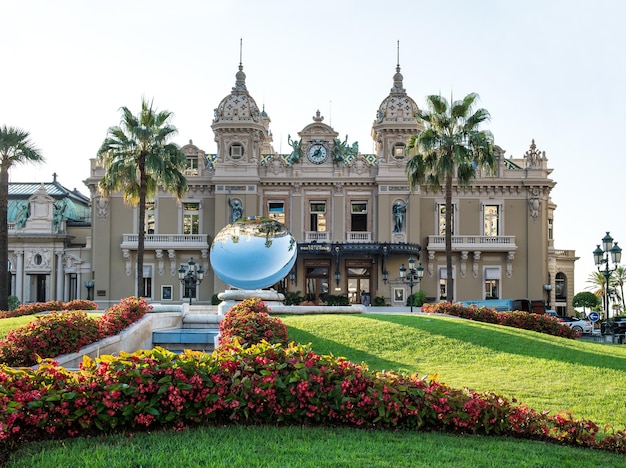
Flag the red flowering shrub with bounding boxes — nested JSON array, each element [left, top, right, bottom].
[[0, 343, 624, 462], [219, 298, 288, 347], [97, 297, 152, 338], [0, 299, 98, 319], [0, 297, 150, 367], [423, 302, 579, 339], [0, 311, 100, 366]]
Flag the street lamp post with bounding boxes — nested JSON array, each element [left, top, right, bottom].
[[84, 280, 94, 301], [593, 232, 622, 320], [178, 257, 205, 305], [543, 283, 553, 311], [399, 256, 424, 313]]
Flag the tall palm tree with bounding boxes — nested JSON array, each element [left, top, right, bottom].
[[586, 270, 607, 313], [0, 126, 44, 310], [611, 265, 626, 314], [406, 93, 495, 302], [97, 99, 188, 297]]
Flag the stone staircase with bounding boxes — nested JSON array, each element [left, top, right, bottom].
[[152, 305, 222, 353]]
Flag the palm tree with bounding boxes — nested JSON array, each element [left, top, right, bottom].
[[586, 270, 607, 313], [0, 126, 44, 310], [406, 93, 496, 302], [611, 265, 626, 314], [97, 99, 188, 297]]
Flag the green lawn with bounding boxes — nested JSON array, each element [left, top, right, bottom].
[[282, 314, 626, 428], [4, 312, 626, 467], [0, 316, 38, 339]]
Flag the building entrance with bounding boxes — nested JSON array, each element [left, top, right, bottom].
[[305, 260, 330, 304], [346, 261, 371, 305]]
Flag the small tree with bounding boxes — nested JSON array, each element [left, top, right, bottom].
[[572, 291, 600, 314]]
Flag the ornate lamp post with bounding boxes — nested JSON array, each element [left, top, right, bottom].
[[399, 256, 424, 313], [84, 280, 94, 301], [543, 283, 553, 311], [593, 232, 622, 319], [178, 257, 205, 305]]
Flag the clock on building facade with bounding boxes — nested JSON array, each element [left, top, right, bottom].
[[306, 141, 329, 164]]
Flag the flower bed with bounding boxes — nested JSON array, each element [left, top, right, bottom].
[[0, 297, 151, 367], [1, 342, 625, 458], [422, 302, 580, 339], [1, 297, 625, 461], [0, 299, 98, 320], [219, 297, 288, 347]]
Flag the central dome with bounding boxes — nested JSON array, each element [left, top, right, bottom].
[[213, 63, 262, 123]]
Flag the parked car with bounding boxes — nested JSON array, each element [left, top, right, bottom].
[[601, 316, 626, 335], [557, 316, 593, 334]]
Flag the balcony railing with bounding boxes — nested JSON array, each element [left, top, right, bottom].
[[427, 235, 517, 251], [347, 232, 372, 243], [305, 231, 330, 243], [121, 233, 209, 250]]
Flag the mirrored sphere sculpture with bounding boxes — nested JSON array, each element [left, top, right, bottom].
[[210, 217, 297, 289]]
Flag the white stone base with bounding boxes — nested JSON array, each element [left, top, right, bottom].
[[217, 289, 285, 315]]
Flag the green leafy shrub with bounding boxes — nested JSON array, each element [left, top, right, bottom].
[[325, 294, 349, 306], [284, 291, 305, 306], [422, 302, 579, 339], [219, 297, 288, 347], [407, 290, 427, 307], [0, 311, 100, 366], [211, 294, 221, 305], [373, 296, 386, 306], [7, 296, 20, 311]]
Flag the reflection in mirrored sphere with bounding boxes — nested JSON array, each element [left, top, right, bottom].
[[210, 217, 297, 290]]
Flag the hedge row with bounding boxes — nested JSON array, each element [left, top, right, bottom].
[[422, 302, 580, 339], [0, 300, 98, 320]]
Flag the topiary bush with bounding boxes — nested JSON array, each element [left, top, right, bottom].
[[219, 297, 288, 347]]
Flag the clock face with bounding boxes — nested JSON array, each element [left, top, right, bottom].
[[307, 142, 329, 164]]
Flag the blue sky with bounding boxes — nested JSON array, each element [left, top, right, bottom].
[[3, 0, 625, 293]]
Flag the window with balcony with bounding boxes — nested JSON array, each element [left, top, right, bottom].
[[483, 204, 500, 237], [183, 202, 200, 235], [268, 201, 285, 224], [351, 201, 367, 232], [145, 201, 155, 234], [310, 202, 327, 232], [438, 204, 455, 236]]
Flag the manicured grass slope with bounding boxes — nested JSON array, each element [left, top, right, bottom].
[[7, 425, 626, 468], [5, 312, 626, 467], [281, 313, 626, 429]]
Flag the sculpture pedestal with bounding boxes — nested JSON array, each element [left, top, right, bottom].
[[217, 289, 285, 315]]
